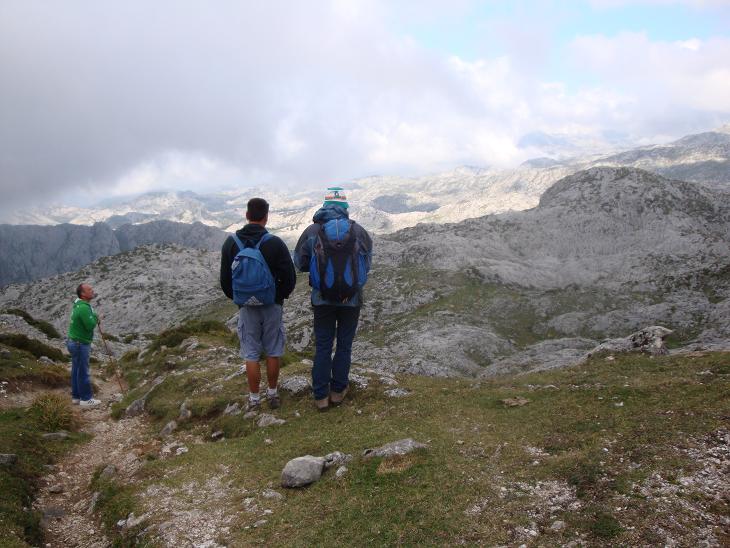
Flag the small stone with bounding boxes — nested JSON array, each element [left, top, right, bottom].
[[223, 402, 241, 416], [38, 356, 55, 365], [301, 358, 313, 366], [379, 376, 398, 386], [264, 438, 273, 445], [42, 431, 69, 441], [362, 438, 428, 459], [88, 492, 101, 514], [349, 374, 369, 390], [211, 431, 225, 441], [384, 388, 411, 398], [614, 402, 624, 407], [179, 401, 192, 421], [253, 519, 268, 528], [335, 466, 348, 479], [280, 375, 311, 396], [0, 349, 11, 359], [261, 488, 284, 500], [551, 520, 566, 531], [48, 484, 64, 494], [125, 397, 146, 417], [175, 446, 188, 456], [501, 397, 530, 407], [243, 410, 258, 419], [0, 453, 18, 466], [160, 420, 177, 438], [99, 464, 117, 480], [281, 455, 326, 488], [323, 451, 353, 469], [257, 414, 286, 428], [42, 506, 65, 520]]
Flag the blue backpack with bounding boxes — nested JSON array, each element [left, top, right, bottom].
[[309, 219, 368, 302], [230, 233, 276, 306]]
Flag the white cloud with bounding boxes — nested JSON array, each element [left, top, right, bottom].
[[0, 1, 729, 214]]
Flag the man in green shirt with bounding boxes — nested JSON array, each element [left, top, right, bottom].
[[67, 283, 101, 407]]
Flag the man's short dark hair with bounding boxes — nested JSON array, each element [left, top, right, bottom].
[[246, 198, 269, 222], [76, 284, 84, 298]]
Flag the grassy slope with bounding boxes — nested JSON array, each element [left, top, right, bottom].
[[107, 325, 729, 546], [0, 345, 86, 546]]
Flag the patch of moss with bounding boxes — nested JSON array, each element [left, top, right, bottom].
[[0, 334, 65, 362]]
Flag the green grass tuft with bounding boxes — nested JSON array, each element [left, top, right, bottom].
[[0, 334, 65, 362], [2, 308, 61, 339], [27, 392, 78, 432]]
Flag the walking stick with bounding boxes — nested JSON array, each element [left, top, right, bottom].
[[98, 324, 127, 394]]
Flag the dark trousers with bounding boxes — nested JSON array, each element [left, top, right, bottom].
[[312, 305, 360, 400]]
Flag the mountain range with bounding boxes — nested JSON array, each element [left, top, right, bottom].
[[2, 126, 729, 289], [5, 125, 730, 239], [2, 166, 728, 377]]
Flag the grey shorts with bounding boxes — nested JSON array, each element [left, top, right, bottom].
[[237, 304, 286, 361]]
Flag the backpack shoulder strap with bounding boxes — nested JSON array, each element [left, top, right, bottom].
[[255, 232, 273, 249], [231, 234, 245, 253]]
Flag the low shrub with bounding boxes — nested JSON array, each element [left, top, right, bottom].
[[0, 334, 65, 362], [28, 393, 77, 432]]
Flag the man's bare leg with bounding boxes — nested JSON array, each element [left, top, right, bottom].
[[265, 356, 281, 408], [246, 360, 261, 407]]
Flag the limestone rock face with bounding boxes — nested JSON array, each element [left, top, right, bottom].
[[0, 222, 119, 287], [281, 456, 326, 488], [586, 326, 673, 358], [0, 220, 225, 287]]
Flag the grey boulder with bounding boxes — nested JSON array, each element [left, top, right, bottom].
[[281, 455, 326, 488]]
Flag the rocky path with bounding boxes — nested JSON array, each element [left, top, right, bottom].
[[32, 378, 150, 548]]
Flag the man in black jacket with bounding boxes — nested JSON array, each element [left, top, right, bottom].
[[220, 198, 296, 410]]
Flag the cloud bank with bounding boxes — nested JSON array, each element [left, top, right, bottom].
[[0, 0, 729, 212]]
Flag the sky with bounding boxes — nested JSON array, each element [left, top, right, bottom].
[[1, 0, 729, 213]]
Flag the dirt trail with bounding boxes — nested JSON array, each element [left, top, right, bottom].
[[32, 377, 151, 548]]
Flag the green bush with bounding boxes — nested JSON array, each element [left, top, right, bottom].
[[0, 334, 65, 362], [2, 308, 61, 339], [28, 393, 77, 432]]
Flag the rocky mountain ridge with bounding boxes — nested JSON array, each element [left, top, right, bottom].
[[0, 220, 226, 287], [5, 126, 729, 245], [2, 166, 728, 379]]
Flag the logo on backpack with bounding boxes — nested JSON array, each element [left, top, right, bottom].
[[309, 219, 368, 302], [231, 233, 276, 306]]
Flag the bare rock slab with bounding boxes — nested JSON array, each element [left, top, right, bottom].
[[281, 455, 326, 488], [502, 397, 530, 407], [0, 453, 18, 466], [258, 414, 286, 428], [280, 375, 311, 396], [362, 438, 428, 459], [384, 388, 411, 398]]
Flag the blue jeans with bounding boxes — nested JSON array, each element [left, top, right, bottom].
[[67, 339, 93, 401], [312, 305, 360, 400]]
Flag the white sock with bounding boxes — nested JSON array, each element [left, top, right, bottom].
[[267, 387, 278, 397], [249, 393, 261, 403]]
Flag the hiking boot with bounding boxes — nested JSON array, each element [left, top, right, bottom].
[[268, 394, 281, 410], [315, 397, 329, 412], [79, 398, 101, 408], [330, 387, 348, 406]]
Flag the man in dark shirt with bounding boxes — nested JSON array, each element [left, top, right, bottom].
[[220, 198, 296, 410]]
